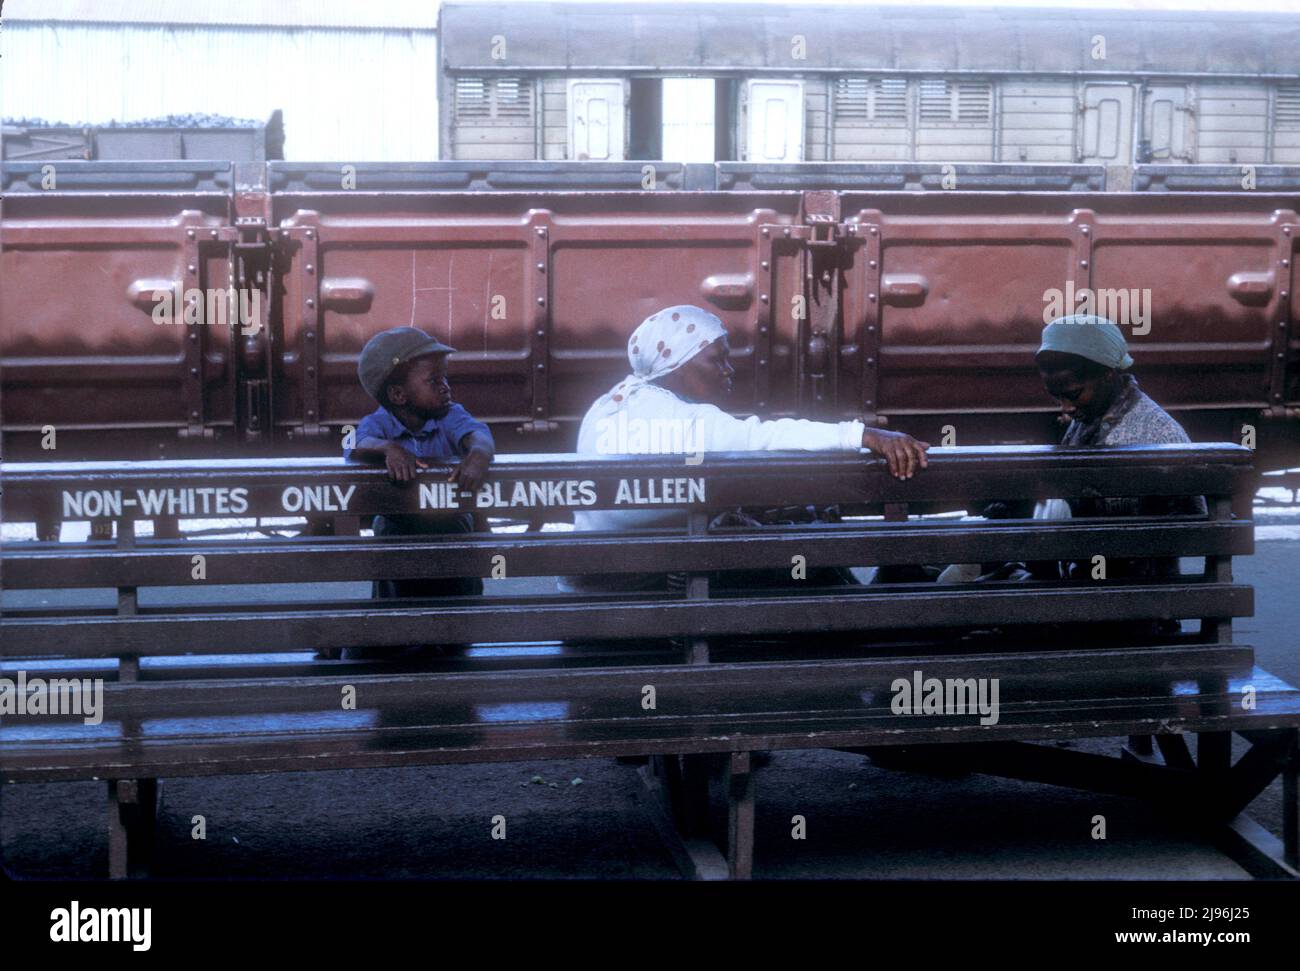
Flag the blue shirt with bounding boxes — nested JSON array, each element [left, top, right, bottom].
[[345, 404, 493, 463]]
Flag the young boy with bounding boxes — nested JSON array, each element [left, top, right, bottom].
[[346, 326, 495, 600]]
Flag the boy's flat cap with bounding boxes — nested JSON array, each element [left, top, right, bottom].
[[358, 327, 456, 401]]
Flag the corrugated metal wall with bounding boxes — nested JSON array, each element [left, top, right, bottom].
[[0, 22, 439, 160]]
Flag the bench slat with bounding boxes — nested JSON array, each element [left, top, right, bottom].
[[0, 445, 1254, 520], [0, 644, 1254, 721], [3, 656, 1291, 784], [1, 519, 1252, 588], [0, 582, 1253, 657]]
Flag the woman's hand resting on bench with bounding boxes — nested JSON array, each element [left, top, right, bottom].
[[861, 428, 931, 480]]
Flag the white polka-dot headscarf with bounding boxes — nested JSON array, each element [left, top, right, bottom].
[[628, 305, 727, 379], [597, 305, 728, 408]]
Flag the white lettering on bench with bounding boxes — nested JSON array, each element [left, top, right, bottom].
[[419, 481, 462, 510], [471, 479, 598, 509], [419, 479, 602, 510], [280, 485, 356, 513], [613, 477, 706, 505], [57, 476, 711, 518], [134, 487, 249, 517], [61, 487, 251, 519], [62, 489, 124, 519]]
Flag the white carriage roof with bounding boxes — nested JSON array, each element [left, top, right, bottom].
[[439, 2, 1300, 77]]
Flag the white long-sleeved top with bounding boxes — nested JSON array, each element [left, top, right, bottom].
[[573, 382, 865, 532]]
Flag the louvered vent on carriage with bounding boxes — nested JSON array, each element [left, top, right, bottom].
[[956, 82, 992, 123], [456, 78, 490, 120], [835, 78, 871, 120], [455, 77, 533, 124], [835, 77, 908, 122], [919, 80, 952, 121], [494, 78, 533, 120], [1277, 86, 1300, 128], [875, 78, 908, 120], [919, 79, 992, 123]]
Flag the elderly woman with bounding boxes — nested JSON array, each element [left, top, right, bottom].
[[964, 314, 1206, 584], [1036, 313, 1206, 570], [1036, 314, 1192, 450], [560, 305, 929, 592]]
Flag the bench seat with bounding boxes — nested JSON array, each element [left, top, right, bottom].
[[2, 649, 1288, 782]]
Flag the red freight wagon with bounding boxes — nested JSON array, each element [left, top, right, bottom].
[[2, 163, 1297, 468]]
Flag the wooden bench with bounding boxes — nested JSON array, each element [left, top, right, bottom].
[[2, 444, 1298, 879]]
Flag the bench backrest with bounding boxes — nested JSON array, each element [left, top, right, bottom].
[[1, 444, 1256, 664]]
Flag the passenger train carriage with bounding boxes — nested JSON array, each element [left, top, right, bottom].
[[439, 2, 1300, 191]]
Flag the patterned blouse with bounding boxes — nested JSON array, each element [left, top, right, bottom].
[[1059, 374, 1206, 580], [1061, 373, 1191, 449]]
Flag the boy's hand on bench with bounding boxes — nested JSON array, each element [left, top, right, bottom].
[[861, 428, 931, 480], [449, 447, 492, 494], [347, 437, 426, 483], [382, 442, 425, 483]]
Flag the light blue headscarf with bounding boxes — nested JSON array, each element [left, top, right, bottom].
[[1037, 315, 1133, 370]]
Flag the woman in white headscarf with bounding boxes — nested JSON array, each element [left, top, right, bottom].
[[560, 305, 929, 590]]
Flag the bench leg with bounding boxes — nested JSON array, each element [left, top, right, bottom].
[[679, 754, 713, 838], [674, 753, 756, 879], [725, 752, 755, 880], [633, 757, 730, 881], [1200, 729, 1299, 879], [108, 779, 158, 879], [1285, 729, 1299, 870], [35, 514, 61, 542], [1155, 733, 1197, 772]]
